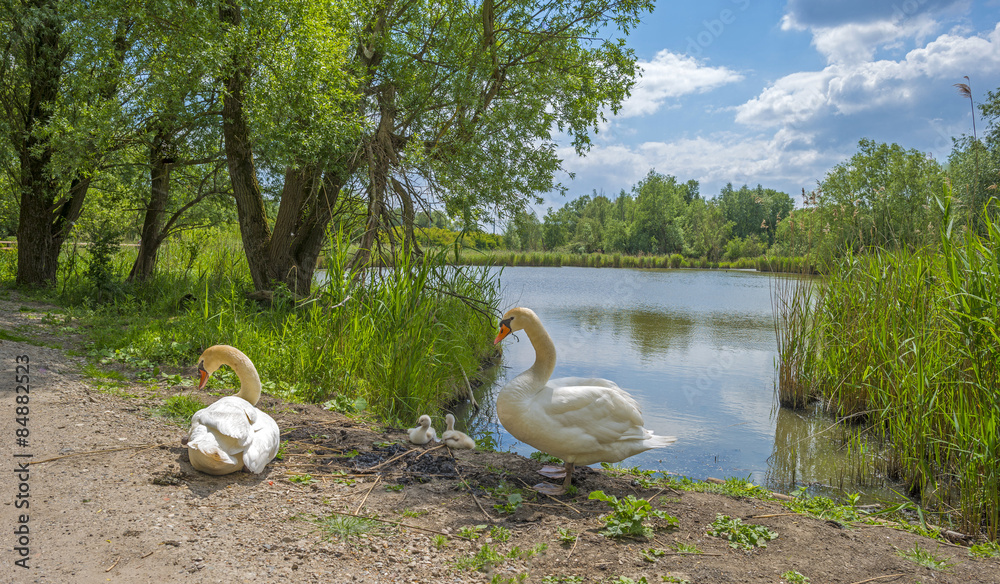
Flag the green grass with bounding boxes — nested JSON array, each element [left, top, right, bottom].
[[154, 395, 204, 425], [314, 513, 386, 541], [47, 227, 500, 425], [896, 542, 954, 571]]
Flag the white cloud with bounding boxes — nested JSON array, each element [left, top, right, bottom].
[[620, 51, 743, 118], [736, 23, 1000, 128], [557, 130, 843, 198]]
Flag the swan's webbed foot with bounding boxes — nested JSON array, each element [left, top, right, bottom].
[[532, 482, 567, 496], [537, 465, 566, 479]]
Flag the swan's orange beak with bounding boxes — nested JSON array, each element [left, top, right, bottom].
[[494, 322, 512, 345], [197, 362, 209, 390]]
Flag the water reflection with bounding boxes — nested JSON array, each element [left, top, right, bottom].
[[766, 405, 897, 500], [470, 266, 896, 497]]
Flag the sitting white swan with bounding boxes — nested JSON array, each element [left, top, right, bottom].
[[185, 345, 280, 475], [494, 307, 676, 495], [442, 413, 476, 450], [407, 415, 437, 445]]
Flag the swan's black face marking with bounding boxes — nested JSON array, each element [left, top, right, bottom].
[[197, 361, 210, 390], [494, 316, 514, 345]]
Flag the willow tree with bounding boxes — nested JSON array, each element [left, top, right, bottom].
[[218, 0, 653, 293], [2, 1, 151, 286]]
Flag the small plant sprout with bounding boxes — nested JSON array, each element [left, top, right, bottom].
[[493, 493, 523, 514], [707, 514, 777, 551], [556, 528, 577, 545], [541, 577, 583, 584], [432, 534, 448, 549], [641, 547, 666, 562], [670, 541, 702, 554], [589, 490, 679, 539], [781, 570, 809, 583], [457, 524, 488, 540], [490, 525, 512, 542]]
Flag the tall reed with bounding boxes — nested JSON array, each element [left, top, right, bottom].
[[784, 192, 1000, 536]]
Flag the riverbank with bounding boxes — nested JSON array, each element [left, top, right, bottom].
[[3, 294, 1000, 583]]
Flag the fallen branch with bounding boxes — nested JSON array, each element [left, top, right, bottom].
[[30, 443, 164, 465], [355, 476, 381, 514], [846, 574, 905, 584]]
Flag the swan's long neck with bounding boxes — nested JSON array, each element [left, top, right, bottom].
[[522, 319, 556, 386], [229, 352, 262, 406]]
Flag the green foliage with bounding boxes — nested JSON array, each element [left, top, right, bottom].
[[288, 474, 317, 485], [781, 570, 810, 583], [896, 542, 954, 571], [970, 540, 1000, 558], [588, 490, 678, 539], [432, 534, 448, 549], [530, 451, 563, 465], [641, 547, 665, 562], [541, 577, 583, 584], [706, 514, 777, 551], [783, 488, 863, 524], [154, 395, 204, 425]]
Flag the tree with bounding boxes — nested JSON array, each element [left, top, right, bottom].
[[818, 139, 945, 253], [631, 171, 685, 254], [216, 0, 653, 293]]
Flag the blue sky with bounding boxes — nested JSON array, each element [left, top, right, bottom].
[[547, 0, 1000, 207]]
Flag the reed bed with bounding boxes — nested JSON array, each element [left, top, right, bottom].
[[57, 228, 500, 424], [457, 250, 798, 272], [775, 195, 1000, 536]]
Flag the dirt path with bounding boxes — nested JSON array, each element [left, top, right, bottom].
[[2, 296, 999, 584]]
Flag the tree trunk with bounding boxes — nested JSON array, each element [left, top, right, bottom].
[[219, 0, 345, 296], [219, 0, 273, 292], [14, 0, 69, 287], [128, 134, 171, 283]]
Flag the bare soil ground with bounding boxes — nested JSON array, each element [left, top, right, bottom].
[[2, 294, 1000, 584]]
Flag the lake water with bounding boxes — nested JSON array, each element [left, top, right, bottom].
[[470, 266, 890, 496]]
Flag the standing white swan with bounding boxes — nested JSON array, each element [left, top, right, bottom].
[[407, 415, 437, 445], [185, 345, 280, 475], [494, 307, 676, 495], [442, 413, 476, 450]]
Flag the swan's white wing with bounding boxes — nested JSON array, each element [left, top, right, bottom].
[[242, 409, 280, 473], [189, 396, 256, 448], [535, 384, 649, 445], [548, 377, 621, 390]]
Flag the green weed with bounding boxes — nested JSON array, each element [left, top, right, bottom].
[[781, 570, 809, 583], [589, 490, 678, 539], [896, 542, 954, 571], [707, 514, 777, 551]]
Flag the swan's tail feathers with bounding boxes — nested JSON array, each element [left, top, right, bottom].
[[645, 434, 677, 448]]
